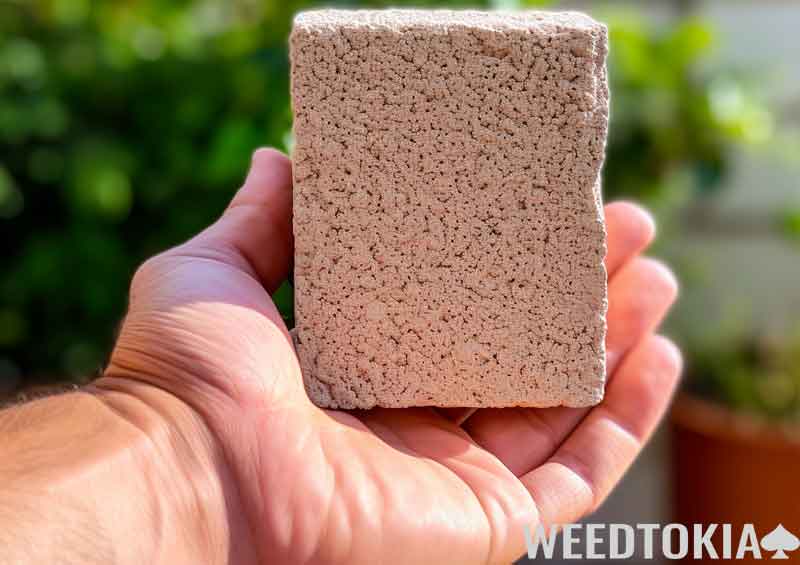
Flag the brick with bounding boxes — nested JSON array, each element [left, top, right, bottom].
[[290, 9, 609, 408]]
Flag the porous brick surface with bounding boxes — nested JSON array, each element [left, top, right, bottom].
[[290, 9, 609, 409]]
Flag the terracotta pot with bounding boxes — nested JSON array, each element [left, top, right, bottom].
[[671, 393, 800, 562]]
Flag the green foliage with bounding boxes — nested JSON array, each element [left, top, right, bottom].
[[0, 1, 777, 393], [0, 0, 302, 380], [602, 13, 772, 204], [688, 332, 800, 422], [780, 207, 800, 242]]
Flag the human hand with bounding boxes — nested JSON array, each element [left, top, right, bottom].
[[100, 148, 680, 564]]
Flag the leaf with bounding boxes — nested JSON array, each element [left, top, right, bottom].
[[272, 280, 295, 328], [664, 18, 715, 67], [779, 208, 800, 241]]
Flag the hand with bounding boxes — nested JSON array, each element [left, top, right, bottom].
[[100, 148, 680, 564]]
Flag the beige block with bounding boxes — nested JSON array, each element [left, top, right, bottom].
[[290, 9, 609, 409]]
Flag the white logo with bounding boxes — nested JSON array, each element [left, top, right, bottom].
[[523, 523, 800, 560], [761, 525, 800, 559]]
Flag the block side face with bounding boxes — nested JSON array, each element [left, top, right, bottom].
[[292, 13, 609, 408]]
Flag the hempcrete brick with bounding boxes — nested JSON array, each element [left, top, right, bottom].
[[290, 9, 609, 409]]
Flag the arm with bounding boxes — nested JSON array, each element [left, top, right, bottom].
[[0, 379, 236, 564]]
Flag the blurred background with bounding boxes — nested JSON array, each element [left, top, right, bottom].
[[1, 0, 799, 561]]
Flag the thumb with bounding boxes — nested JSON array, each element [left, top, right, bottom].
[[188, 148, 294, 294]]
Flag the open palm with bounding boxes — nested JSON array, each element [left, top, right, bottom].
[[102, 149, 680, 565]]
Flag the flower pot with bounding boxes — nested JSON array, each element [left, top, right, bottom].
[[671, 393, 800, 561]]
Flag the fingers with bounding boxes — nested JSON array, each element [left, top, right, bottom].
[[463, 256, 677, 477], [605, 257, 678, 373], [519, 335, 682, 526], [604, 202, 655, 277], [188, 148, 294, 294]]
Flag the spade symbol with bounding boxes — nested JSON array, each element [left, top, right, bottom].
[[761, 524, 800, 559]]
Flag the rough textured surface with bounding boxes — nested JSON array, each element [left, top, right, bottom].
[[290, 9, 609, 409]]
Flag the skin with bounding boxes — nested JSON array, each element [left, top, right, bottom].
[[0, 148, 680, 564]]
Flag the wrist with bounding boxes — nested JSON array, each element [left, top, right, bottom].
[[89, 377, 243, 564]]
